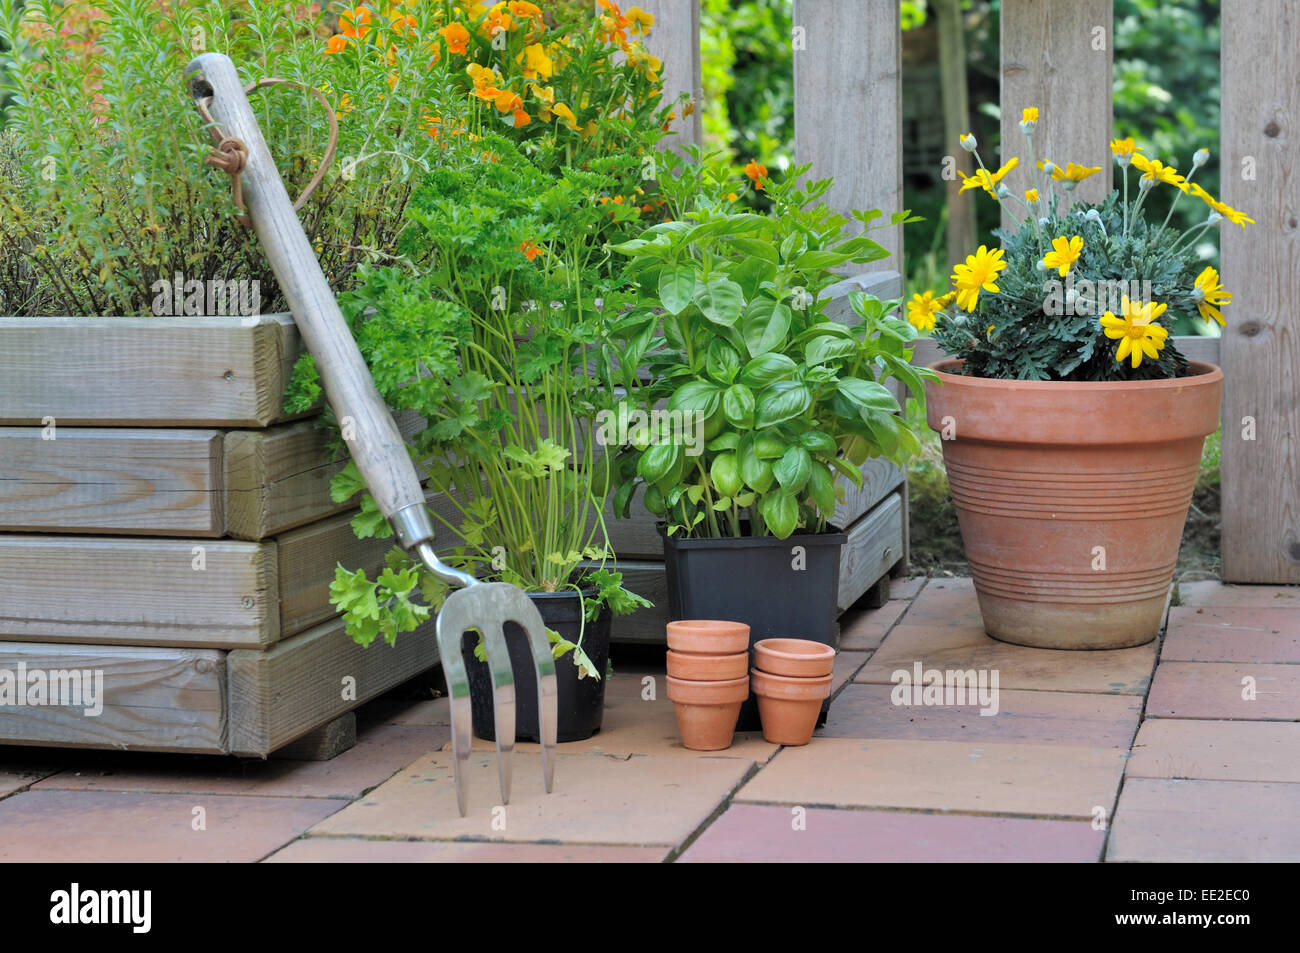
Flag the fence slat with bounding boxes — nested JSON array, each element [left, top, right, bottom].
[[1220, 0, 1300, 583], [632, 0, 702, 152], [793, 0, 902, 267], [1000, 0, 1113, 221]]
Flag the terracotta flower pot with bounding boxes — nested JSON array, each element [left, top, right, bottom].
[[665, 619, 750, 656], [753, 638, 836, 678], [665, 675, 750, 750], [666, 649, 749, 681], [925, 360, 1223, 650], [750, 669, 833, 746]]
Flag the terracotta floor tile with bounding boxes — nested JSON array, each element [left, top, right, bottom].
[[898, 577, 984, 628], [1106, 778, 1300, 862], [265, 837, 667, 863], [1146, 662, 1300, 720], [677, 803, 1104, 862], [457, 687, 777, 761], [736, 738, 1126, 818], [856, 624, 1156, 695], [1177, 581, 1300, 609], [34, 723, 449, 799], [368, 697, 451, 727], [309, 750, 753, 846], [1127, 719, 1300, 783], [0, 789, 342, 862], [819, 684, 1141, 748], [890, 576, 928, 601], [1162, 607, 1300, 663], [840, 601, 909, 651]]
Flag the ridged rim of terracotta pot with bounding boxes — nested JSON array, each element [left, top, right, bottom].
[[749, 669, 833, 700], [753, 638, 836, 677], [926, 360, 1223, 445], [665, 650, 749, 681], [923, 360, 1223, 650], [666, 620, 751, 655], [665, 674, 750, 705]]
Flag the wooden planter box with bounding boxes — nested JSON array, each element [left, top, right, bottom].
[[0, 314, 439, 755]]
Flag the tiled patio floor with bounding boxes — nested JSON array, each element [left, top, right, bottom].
[[1, 577, 1296, 862]]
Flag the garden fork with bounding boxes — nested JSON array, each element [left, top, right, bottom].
[[183, 52, 557, 816]]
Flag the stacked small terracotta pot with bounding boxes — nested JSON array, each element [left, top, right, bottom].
[[664, 620, 751, 751], [750, 638, 835, 746]]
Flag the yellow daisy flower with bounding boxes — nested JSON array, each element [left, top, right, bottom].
[[1042, 235, 1084, 277], [1099, 296, 1169, 369], [1131, 155, 1187, 191], [950, 245, 1008, 312], [1193, 266, 1232, 326], [1039, 160, 1102, 185], [906, 290, 945, 332], [958, 157, 1019, 197]]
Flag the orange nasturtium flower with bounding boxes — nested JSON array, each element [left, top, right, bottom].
[[439, 22, 470, 54], [552, 102, 579, 130], [508, 2, 544, 26], [340, 6, 371, 39], [744, 159, 769, 190], [483, 4, 513, 38], [520, 239, 542, 261]]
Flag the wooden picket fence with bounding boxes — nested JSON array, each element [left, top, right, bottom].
[[637, 0, 1299, 585]]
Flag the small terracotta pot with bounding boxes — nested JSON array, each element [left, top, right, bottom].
[[666, 620, 750, 656], [665, 675, 750, 750], [666, 650, 749, 681], [925, 360, 1223, 649], [753, 638, 836, 678], [750, 669, 833, 746]]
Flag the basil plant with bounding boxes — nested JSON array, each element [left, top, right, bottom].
[[602, 157, 936, 540]]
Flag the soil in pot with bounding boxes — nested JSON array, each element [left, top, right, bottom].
[[665, 619, 750, 655], [666, 650, 749, 681], [925, 359, 1223, 649], [753, 638, 836, 678], [665, 674, 750, 750], [464, 589, 610, 743], [751, 669, 833, 746]]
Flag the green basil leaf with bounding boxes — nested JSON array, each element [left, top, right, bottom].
[[760, 491, 799, 539], [722, 383, 755, 428], [658, 263, 696, 315], [773, 445, 812, 494], [738, 352, 798, 388], [741, 297, 793, 357], [755, 380, 812, 428], [837, 376, 900, 414], [694, 277, 745, 327]]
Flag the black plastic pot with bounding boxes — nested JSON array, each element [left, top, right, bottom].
[[463, 589, 611, 743], [662, 525, 846, 730]]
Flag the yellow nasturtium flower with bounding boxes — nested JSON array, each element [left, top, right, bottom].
[[1042, 235, 1084, 277], [1100, 296, 1169, 368], [1193, 266, 1232, 326]]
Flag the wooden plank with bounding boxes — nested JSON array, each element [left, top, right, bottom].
[[794, 0, 902, 266], [836, 491, 904, 612], [908, 334, 1221, 371], [1220, 0, 1300, 582], [277, 510, 395, 638], [0, 313, 303, 426], [270, 711, 356, 761], [632, 0, 702, 152], [223, 420, 348, 540], [0, 641, 226, 753], [935, 0, 977, 270], [609, 562, 671, 644], [0, 428, 223, 536], [227, 614, 439, 757], [823, 271, 904, 325], [0, 536, 278, 649], [1000, 0, 1113, 219], [276, 489, 470, 638], [834, 458, 904, 530]]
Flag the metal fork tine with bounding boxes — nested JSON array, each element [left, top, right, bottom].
[[516, 604, 558, 792], [434, 600, 474, 817], [479, 617, 516, 804]]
